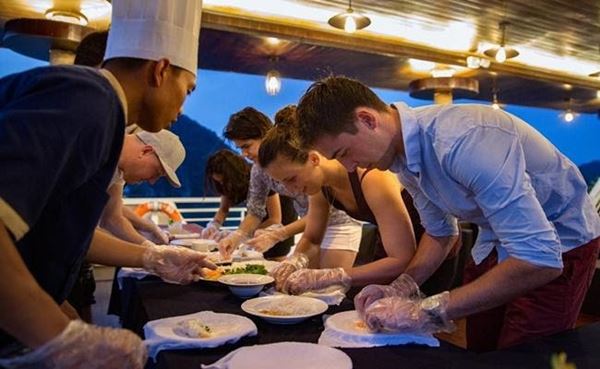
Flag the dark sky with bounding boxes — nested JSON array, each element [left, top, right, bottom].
[[1, 48, 598, 165]]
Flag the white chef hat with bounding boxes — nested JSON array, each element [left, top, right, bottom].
[[104, 0, 202, 76]]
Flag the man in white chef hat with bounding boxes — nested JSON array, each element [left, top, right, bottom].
[[0, 1, 211, 368]]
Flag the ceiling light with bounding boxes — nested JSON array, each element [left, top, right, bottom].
[[596, 90, 600, 99], [466, 56, 481, 69], [564, 110, 574, 123], [491, 92, 501, 110], [483, 21, 519, 63], [44, 9, 88, 26], [328, 0, 371, 33], [265, 37, 281, 46], [430, 68, 455, 78], [265, 70, 281, 96]]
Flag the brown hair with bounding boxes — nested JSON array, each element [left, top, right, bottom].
[[296, 76, 388, 147], [204, 149, 251, 205], [258, 105, 308, 168], [223, 107, 273, 141]]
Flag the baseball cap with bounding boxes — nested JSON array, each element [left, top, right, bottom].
[[136, 130, 186, 188]]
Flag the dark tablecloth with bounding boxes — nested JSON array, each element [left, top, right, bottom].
[[115, 277, 600, 369]]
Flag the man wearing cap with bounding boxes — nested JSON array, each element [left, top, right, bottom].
[[0, 0, 205, 367]]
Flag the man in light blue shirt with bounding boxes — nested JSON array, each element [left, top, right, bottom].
[[295, 76, 600, 350]]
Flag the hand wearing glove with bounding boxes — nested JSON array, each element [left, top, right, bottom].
[[0, 320, 146, 369], [245, 224, 288, 253], [140, 240, 156, 247], [149, 226, 169, 245], [213, 229, 231, 242], [201, 220, 222, 240], [354, 273, 423, 317], [269, 253, 309, 291], [363, 291, 454, 334], [217, 230, 248, 259], [282, 267, 352, 295], [142, 245, 217, 284]]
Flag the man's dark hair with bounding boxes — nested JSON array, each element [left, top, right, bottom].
[[204, 149, 251, 205], [223, 107, 273, 141], [74, 31, 108, 66], [296, 76, 388, 147], [258, 105, 308, 168]]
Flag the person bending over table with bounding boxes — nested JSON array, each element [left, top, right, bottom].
[[257, 105, 419, 293], [294, 75, 600, 351], [203, 149, 294, 259], [217, 107, 363, 267]]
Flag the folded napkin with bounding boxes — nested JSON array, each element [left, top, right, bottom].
[[260, 285, 346, 305], [201, 342, 352, 369], [117, 267, 154, 289], [144, 311, 257, 360], [318, 310, 439, 348]]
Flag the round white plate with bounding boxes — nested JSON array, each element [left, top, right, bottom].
[[170, 233, 201, 239], [146, 311, 257, 345], [325, 310, 381, 337], [227, 342, 352, 369], [241, 295, 328, 324]]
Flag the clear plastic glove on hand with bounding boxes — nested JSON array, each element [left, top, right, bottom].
[[0, 320, 146, 369], [282, 267, 352, 295], [201, 220, 222, 240], [354, 273, 423, 317], [363, 291, 454, 334], [213, 229, 231, 242], [217, 230, 248, 259], [142, 245, 217, 284], [149, 227, 169, 244], [245, 224, 287, 253], [269, 253, 309, 291]]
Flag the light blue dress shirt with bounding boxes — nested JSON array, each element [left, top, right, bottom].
[[390, 102, 600, 268]]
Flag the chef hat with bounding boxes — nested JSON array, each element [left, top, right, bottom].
[[104, 0, 202, 76]]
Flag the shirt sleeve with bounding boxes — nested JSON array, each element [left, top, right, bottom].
[[245, 165, 272, 219], [446, 126, 562, 268], [400, 175, 459, 237]]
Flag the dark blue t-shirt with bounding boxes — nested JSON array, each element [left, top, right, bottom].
[[0, 65, 124, 312]]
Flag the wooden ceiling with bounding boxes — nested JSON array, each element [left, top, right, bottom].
[[2, 0, 600, 114]]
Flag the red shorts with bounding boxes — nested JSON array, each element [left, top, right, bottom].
[[463, 236, 600, 352]]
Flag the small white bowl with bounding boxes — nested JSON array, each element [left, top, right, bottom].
[[218, 274, 274, 299], [191, 239, 217, 252]]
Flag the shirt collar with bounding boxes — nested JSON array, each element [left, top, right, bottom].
[[392, 101, 421, 173], [98, 69, 128, 124]]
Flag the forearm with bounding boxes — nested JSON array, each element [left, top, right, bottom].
[[0, 223, 69, 348], [238, 213, 264, 237], [404, 233, 457, 285], [86, 229, 146, 267], [446, 256, 562, 320], [348, 256, 410, 286], [280, 217, 305, 240], [122, 206, 155, 232], [101, 215, 147, 244]]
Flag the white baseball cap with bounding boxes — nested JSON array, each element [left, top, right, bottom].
[[136, 130, 186, 188], [104, 0, 202, 76]]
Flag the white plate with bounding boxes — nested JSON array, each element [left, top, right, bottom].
[[226, 342, 352, 369], [170, 233, 201, 239], [230, 260, 280, 273], [323, 310, 439, 347], [241, 295, 328, 324], [144, 311, 257, 346]]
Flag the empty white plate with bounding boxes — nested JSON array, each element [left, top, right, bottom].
[[241, 295, 328, 324]]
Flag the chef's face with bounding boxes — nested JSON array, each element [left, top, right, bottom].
[[264, 152, 324, 195], [233, 139, 261, 163], [139, 61, 196, 132]]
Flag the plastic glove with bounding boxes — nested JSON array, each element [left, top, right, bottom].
[[253, 223, 283, 237], [149, 226, 169, 245], [201, 220, 222, 240], [245, 224, 288, 253], [140, 240, 156, 247], [269, 253, 309, 291], [0, 320, 146, 369], [213, 229, 231, 242], [217, 230, 249, 259], [354, 274, 423, 317], [282, 267, 352, 295], [142, 245, 217, 284], [363, 292, 454, 334]]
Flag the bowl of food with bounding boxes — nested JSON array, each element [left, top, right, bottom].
[[218, 273, 274, 299]]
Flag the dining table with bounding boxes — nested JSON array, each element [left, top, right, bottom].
[[113, 275, 600, 369]]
